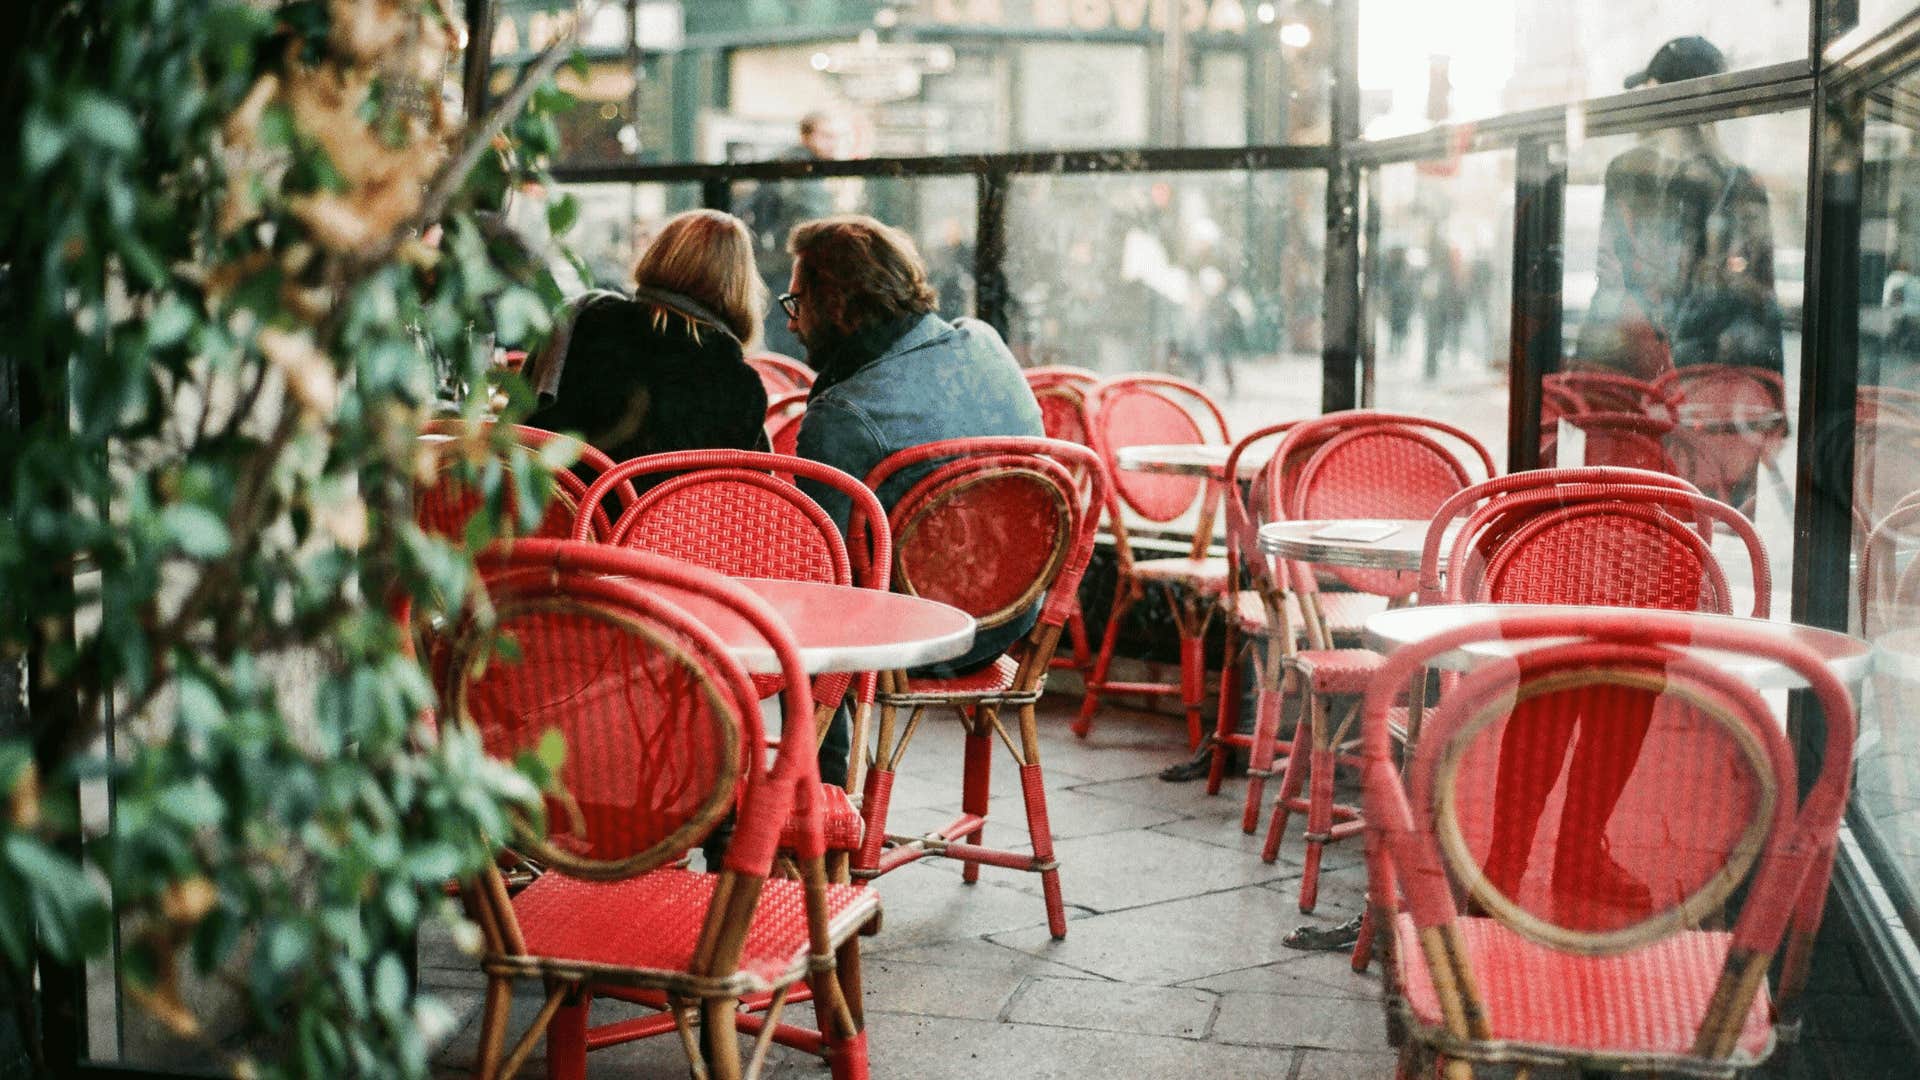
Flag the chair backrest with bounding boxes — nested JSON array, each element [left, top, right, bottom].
[[855, 437, 1106, 671], [747, 351, 815, 396], [457, 541, 823, 878], [1025, 368, 1098, 451], [1086, 373, 1231, 525], [1219, 420, 1304, 601], [1279, 413, 1494, 598], [1864, 499, 1920, 638], [415, 422, 619, 543], [1854, 411, 1920, 529], [764, 390, 810, 457], [1549, 369, 1679, 418], [1451, 484, 1770, 618], [1561, 410, 1679, 475], [1360, 611, 1852, 1060], [575, 450, 889, 591], [1417, 467, 1703, 605]]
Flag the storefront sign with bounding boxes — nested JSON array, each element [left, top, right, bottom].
[[924, 0, 1251, 35]]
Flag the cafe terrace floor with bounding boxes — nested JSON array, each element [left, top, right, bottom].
[[423, 692, 1911, 1079]]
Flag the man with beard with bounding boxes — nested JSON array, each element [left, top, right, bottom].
[[783, 215, 1045, 783]]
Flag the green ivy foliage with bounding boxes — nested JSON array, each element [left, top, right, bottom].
[[0, 1, 578, 1074]]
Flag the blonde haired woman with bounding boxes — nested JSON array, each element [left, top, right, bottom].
[[527, 209, 770, 486]]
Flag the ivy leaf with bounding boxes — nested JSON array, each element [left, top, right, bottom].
[[70, 92, 139, 154], [160, 504, 231, 558], [545, 193, 578, 236], [22, 110, 69, 175]]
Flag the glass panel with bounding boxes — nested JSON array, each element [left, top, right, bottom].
[[1554, 110, 1807, 620], [1853, 98, 1920, 940], [730, 175, 978, 356], [1359, 2, 1810, 137], [529, 1, 1332, 165], [1855, 1, 1920, 41], [1363, 151, 1516, 462], [1002, 169, 1326, 434], [544, 182, 705, 291]]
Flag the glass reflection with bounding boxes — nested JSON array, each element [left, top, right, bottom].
[[1365, 152, 1515, 459], [1003, 170, 1325, 433], [1358, 2, 1809, 135], [1854, 100, 1920, 934], [1555, 110, 1806, 606]]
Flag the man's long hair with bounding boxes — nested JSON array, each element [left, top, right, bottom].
[[787, 215, 938, 334]]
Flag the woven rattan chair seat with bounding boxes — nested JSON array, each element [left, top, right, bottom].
[[1392, 914, 1773, 1065], [780, 783, 863, 852], [876, 655, 1035, 707], [514, 868, 879, 994], [1132, 555, 1232, 591], [1223, 590, 1386, 641], [1287, 647, 1387, 695]]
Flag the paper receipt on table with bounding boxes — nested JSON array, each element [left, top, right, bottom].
[[1309, 521, 1401, 543]]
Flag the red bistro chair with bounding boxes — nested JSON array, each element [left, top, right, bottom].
[[1023, 366, 1101, 679], [1659, 364, 1791, 512], [1075, 374, 1234, 749], [849, 437, 1106, 941], [1344, 473, 1759, 972], [416, 421, 631, 543], [454, 541, 878, 1080], [765, 390, 810, 457], [748, 351, 816, 397], [1548, 368, 1680, 418], [1359, 610, 1851, 1078], [574, 450, 892, 864], [1257, 414, 1494, 912]]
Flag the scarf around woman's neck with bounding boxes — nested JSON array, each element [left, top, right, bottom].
[[806, 311, 928, 399]]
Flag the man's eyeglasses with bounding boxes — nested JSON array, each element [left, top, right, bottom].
[[777, 292, 802, 319]]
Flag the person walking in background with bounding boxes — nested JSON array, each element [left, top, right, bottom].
[[741, 110, 852, 356], [525, 209, 769, 491], [1575, 35, 1785, 379]]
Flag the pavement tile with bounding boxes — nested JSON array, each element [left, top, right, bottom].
[[990, 886, 1301, 985], [865, 1013, 1291, 1078], [1183, 952, 1382, 1000], [1295, 1049, 1401, 1079], [861, 956, 1028, 1021], [1211, 991, 1391, 1052], [1003, 976, 1217, 1039]]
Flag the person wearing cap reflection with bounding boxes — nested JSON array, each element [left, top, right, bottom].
[[1574, 35, 1786, 380], [1481, 36, 1784, 918]]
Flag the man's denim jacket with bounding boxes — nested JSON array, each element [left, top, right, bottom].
[[795, 313, 1046, 671]]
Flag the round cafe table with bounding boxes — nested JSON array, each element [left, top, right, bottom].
[[1258, 518, 1454, 573], [1365, 603, 1873, 690], [670, 577, 976, 675], [1116, 442, 1273, 481]]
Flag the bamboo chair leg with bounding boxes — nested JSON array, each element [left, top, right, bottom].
[[476, 976, 512, 1080], [960, 706, 993, 884], [702, 997, 744, 1080], [1015, 701, 1068, 939], [1299, 694, 1336, 913], [1207, 625, 1244, 794], [543, 991, 590, 1080], [1241, 666, 1284, 834], [1263, 695, 1314, 863], [1073, 586, 1138, 737]]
